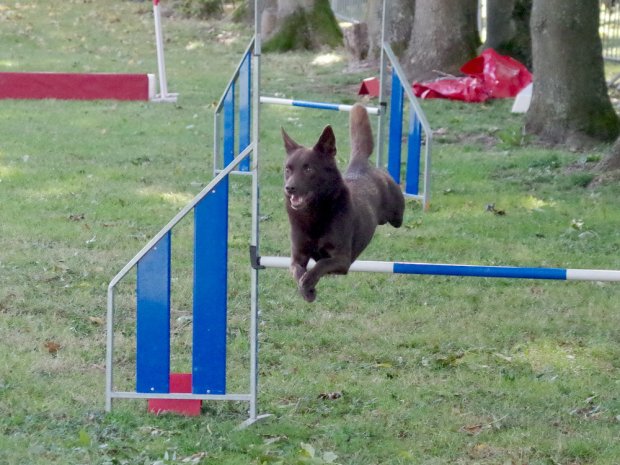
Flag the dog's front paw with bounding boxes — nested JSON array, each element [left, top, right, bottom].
[[299, 284, 317, 302], [299, 273, 317, 302]]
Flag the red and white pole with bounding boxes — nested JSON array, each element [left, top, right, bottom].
[[152, 0, 177, 102]]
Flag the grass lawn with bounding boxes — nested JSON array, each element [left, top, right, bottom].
[[1, 1, 619, 464]]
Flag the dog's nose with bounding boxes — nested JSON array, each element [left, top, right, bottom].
[[285, 185, 295, 194]]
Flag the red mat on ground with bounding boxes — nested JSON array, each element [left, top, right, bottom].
[[148, 373, 202, 416], [0, 72, 150, 101]]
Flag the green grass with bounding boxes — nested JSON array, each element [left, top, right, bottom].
[[1, 1, 620, 464]]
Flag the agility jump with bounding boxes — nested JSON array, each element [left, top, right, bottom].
[[0, 0, 176, 102], [105, 0, 619, 426]]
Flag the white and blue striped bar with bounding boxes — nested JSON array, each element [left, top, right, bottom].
[[258, 256, 620, 282], [260, 96, 380, 115]]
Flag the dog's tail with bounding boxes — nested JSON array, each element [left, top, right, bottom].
[[349, 103, 373, 162]]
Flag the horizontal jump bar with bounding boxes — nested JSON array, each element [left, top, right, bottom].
[[110, 391, 252, 402], [258, 256, 620, 282], [260, 96, 380, 114]]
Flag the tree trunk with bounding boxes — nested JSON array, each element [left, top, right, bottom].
[[262, 0, 342, 52], [364, 0, 415, 61], [403, 0, 480, 82], [525, 0, 619, 148], [484, 0, 532, 68], [598, 138, 620, 171]]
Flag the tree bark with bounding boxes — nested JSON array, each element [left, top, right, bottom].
[[525, 0, 619, 148], [484, 0, 532, 68], [598, 138, 620, 171], [364, 0, 415, 61], [262, 0, 342, 52], [403, 0, 480, 82]]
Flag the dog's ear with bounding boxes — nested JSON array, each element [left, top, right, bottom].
[[281, 127, 301, 155], [314, 125, 336, 157]]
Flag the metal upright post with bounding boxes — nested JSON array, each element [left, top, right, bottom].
[[248, 0, 262, 425], [152, 0, 178, 102], [241, 0, 271, 428], [105, 287, 115, 412], [376, 0, 388, 168]]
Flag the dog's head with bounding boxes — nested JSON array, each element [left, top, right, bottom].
[[281, 125, 341, 211]]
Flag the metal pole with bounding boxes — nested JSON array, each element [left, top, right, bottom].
[[376, 0, 388, 168], [105, 286, 115, 412], [152, 0, 177, 102], [249, 0, 262, 424]]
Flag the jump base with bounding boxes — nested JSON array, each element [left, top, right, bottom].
[[147, 373, 202, 416]]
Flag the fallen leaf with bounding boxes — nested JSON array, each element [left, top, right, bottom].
[[300, 442, 315, 458], [461, 415, 508, 435], [571, 219, 584, 230], [468, 443, 495, 459], [53, 262, 69, 273], [374, 362, 393, 368], [77, 429, 91, 447], [131, 156, 151, 166], [570, 396, 603, 419], [318, 392, 342, 400], [181, 452, 207, 463], [88, 316, 105, 326], [323, 451, 338, 463], [69, 213, 85, 221], [263, 435, 287, 446], [485, 203, 506, 215], [460, 423, 484, 435], [494, 352, 513, 362], [44, 340, 61, 355]]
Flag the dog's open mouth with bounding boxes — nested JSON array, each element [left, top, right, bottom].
[[289, 195, 305, 210]]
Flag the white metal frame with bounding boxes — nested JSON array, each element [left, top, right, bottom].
[[151, 0, 178, 102]]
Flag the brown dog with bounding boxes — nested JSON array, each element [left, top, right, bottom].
[[282, 103, 405, 302]]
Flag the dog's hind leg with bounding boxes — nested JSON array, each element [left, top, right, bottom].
[[386, 179, 405, 228]]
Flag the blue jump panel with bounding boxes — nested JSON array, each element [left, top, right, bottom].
[[223, 83, 235, 166], [136, 232, 172, 393], [393, 263, 567, 280], [192, 180, 229, 395], [406, 110, 422, 196], [238, 52, 252, 172], [388, 69, 404, 184]]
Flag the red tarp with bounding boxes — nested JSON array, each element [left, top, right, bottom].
[[412, 49, 532, 103]]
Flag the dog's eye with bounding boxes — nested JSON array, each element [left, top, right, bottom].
[[303, 165, 313, 174], [285, 166, 292, 174]]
